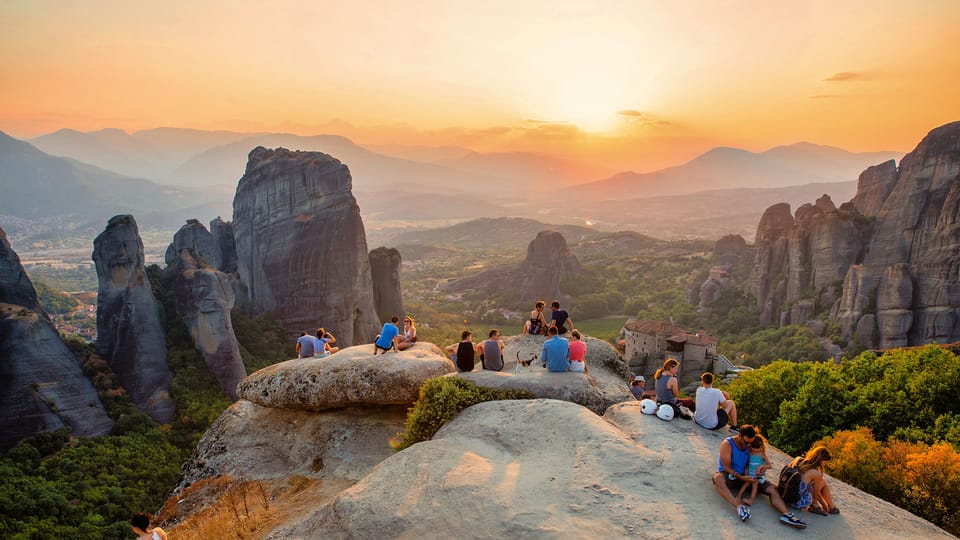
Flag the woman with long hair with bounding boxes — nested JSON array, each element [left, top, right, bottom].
[[397, 316, 418, 350], [789, 446, 839, 515], [523, 301, 548, 335]]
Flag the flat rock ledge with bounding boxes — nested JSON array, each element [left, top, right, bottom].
[[237, 343, 455, 410]]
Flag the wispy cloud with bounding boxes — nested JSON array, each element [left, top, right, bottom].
[[616, 110, 672, 127], [809, 94, 842, 99], [824, 71, 871, 82]]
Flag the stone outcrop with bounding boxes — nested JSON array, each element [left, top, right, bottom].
[[454, 334, 630, 414], [262, 399, 953, 540], [93, 215, 174, 422], [237, 344, 454, 410], [713, 234, 750, 267], [749, 197, 869, 328], [749, 121, 960, 349], [232, 147, 380, 345], [368, 247, 404, 322], [165, 220, 246, 400], [0, 226, 112, 449], [834, 121, 960, 347], [443, 230, 581, 303], [209, 217, 237, 274]]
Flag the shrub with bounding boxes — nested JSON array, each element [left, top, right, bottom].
[[394, 377, 534, 451]]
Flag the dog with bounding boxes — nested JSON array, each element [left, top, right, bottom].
[[515, 351, 539, 374]]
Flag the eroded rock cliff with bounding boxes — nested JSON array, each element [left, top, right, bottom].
[[0, 226, 112, 449], [232, 147, 380, 345], [165, 220, 246, 399], [368, 246, 404, 322], [93, 215, 174, 422]]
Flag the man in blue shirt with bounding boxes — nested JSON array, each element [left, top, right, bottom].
[[540, 326, 570, 372], [374, 316, 400, 355]]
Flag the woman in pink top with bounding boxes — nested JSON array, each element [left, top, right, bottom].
[[568, 329, 588, 373]]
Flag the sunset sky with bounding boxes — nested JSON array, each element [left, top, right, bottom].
[[2, 0, 959, 171]]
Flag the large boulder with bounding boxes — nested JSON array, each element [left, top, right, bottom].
[[0, 226, 112, 449], [165, 220, 247, 400], [237, 343, 455, 410], [368, 246, 404, 323], [263, 399, 953, 539], [232, 146, 381, 345], [454, 334, 631, 415], [92, 215, 174, 423]]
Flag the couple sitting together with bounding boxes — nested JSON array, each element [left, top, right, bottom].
[[653, 359, 736, 429]]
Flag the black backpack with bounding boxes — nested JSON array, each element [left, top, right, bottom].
[[777, 464, 802, 505]]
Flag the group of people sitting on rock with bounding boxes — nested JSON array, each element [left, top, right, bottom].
[[295, 327, 340, 358], [714, 426, 839, 529], [636, 358, 738, 429], [445, 329, 506, 372]]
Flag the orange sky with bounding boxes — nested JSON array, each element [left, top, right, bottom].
[[2, 0, 959, 171]]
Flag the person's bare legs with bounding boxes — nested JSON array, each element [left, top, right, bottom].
[[713, 472, 741, 511], [810, 471, 836, 511], [760, 482, 790, 514], [724, 399, 738, 427], [397, 341, 413, 351]]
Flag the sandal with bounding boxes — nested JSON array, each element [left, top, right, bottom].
[[828, 506, 840, 515], [808, 505, 828, 516]]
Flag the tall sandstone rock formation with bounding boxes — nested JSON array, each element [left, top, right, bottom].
[[232, 147, 380, 345], [0, 226, 112, 449], [165, 220, 247, 399], [750, 121, 960, 348], [368, 247, 404, 323], [93, 215, 174, 423], [516, 230, 581, 302], [836, 121, 960, 347]]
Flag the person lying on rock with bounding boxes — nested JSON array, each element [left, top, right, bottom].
[[373, 316, 400, 355], [540, 326, 570, 372], [713, 425, 808, 529]]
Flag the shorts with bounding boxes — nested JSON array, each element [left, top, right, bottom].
[[569, 360, 585, 372], [724, 474, 772, 495]]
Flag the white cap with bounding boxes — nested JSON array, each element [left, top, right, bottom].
[[634, 375, 645, 382]]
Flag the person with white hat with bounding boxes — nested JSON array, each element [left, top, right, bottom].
[[630, 374, 646, 400]]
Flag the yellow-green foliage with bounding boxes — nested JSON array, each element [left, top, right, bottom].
[[394, 377, 535, 451], [817, 428, 960, 536]]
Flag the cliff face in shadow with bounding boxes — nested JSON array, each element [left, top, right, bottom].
[[93, 215, 174, 423], [165, 219, 246, 399], [232, 147, 380, 345], [0, 226, 112, 449]]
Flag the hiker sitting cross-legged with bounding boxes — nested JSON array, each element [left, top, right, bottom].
[[783, 446, 839, 516], [712, 425, 808, 529]]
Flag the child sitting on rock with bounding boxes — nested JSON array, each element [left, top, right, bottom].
[[737, 434, 770, 507]]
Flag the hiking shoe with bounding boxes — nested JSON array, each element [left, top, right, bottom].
[[779, 513, 807, 529], [738, 504, 751, 522]]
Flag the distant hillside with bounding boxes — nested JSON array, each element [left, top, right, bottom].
[[0, 131, 219, 222], [433, 150, 615, 187], [575, 142, 902, 201], [382, 217, 602, 251]]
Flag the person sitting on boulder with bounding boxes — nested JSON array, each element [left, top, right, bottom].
[[446, 330, 479, 372], [654, 359, 695, 418], [296, 331, 315, 358], [694, 372, 738, 431], [630, 375, 646, 399], [568, 329, 588, 373], [712, 425, 808, 529], [736, 433, 771, 507], [523, 300, 548, 335], [373, 316, 400, 355], [788, 446, 839, 516], [131, 512, 168, 540], [548, 300, 573, 334], [397, 316, 418, 351], [313, 327, 340, 357], [540, 326, 570, 372], [479, 329, 505, 371]]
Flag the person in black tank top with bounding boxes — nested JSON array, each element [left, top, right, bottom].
[[445, 330, 478, 372]]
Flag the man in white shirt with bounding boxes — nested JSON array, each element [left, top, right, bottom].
[[695, 372, 739, 431]]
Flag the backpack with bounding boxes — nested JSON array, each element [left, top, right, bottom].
[[777, 464, 803, 505]]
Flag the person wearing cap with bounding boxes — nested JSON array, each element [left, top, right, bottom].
[[630, 375, 646, 399], [713, 425, 808, 529]]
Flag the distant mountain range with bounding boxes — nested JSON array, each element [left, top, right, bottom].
[[0, 131, 229, 226], [13, 126, 906, 241]]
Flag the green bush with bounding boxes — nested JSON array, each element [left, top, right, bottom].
[[394, 377, 535, 451]]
